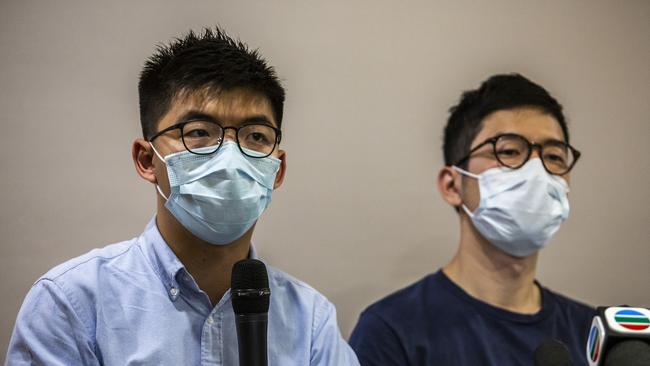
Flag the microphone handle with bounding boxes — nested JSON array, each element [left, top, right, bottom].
[[235, 313, 268, 366]]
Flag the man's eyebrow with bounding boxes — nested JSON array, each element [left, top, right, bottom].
[[176, 111, 218, 124], [175, 112, 276, 127], [490, 132, 567, 145], [540, 138, 568, 146], [241, 115, 276, 127]]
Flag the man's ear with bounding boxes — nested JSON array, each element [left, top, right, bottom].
[[273, 149, 286, 189], [132, 138, 157, 184], [437, 166, 463, 208]]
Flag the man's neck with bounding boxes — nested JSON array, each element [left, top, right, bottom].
[[443, 216, 542, 314], [155, 204, 252, 306]]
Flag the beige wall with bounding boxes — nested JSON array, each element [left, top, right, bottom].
[[1, 0, 649, 361]]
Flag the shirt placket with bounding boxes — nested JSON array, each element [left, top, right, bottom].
[[202, 297, 230, 366], [199, 311, 217, 365]]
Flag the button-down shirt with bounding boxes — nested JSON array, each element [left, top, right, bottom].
[[6, 219, 359, 366]]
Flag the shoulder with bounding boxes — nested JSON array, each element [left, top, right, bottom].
[[31, 237, 143, 317], [349, 275, 438, 365], [543, 288, 596, 335], [265, 265, 352, 348], [39, 238, 140, 284], [544, 286, 596, 325], [362, 273, 438, 324], [352, 272, 460, 340], [266, 265, 332, 310], [265, 264, 343, 338], [541, 287, 596, 350], [264, 268, 360, 365], [9, 238, 144, 364]]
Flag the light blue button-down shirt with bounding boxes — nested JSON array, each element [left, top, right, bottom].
[[6, 219, 360, 366]]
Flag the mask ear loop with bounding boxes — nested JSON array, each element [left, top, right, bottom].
[[149, 142, 169, 201], [451, 166, 480, 217], [452, 165, 480, 179], [155, 185, 169, 201]]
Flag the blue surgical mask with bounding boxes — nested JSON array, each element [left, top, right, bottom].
[[151, 141, 280, 245], [453, 158, 570, 257]]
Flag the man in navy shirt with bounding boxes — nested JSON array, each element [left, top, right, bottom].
[[350, 74, 594, 365]]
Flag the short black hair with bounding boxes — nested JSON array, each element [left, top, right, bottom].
[[443, 73, 568, 167], [138, 26, 285, 140]]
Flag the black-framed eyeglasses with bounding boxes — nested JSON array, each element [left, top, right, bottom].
[[453, 133, 581, 175], [148, 119, 282, 158]]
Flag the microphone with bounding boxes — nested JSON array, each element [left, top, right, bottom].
[[534, 339, 572, 366], [603, 340, 650, 366], [586, 306, 650, 366], [231, 259, 271, 366]]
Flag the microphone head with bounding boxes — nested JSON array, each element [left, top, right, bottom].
[[604, 340, 650, 366], [231, 259, 270, 315], [534, 339, 572, 366]]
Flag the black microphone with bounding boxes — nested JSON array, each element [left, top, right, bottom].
[[231, 259, 271, 366], [586, 306, 650, 366], [603, 339, 650, 366], [534, 339, 572, 366]]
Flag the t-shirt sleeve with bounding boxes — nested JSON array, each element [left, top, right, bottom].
[[349, 309, 409, 366], [309, 297, 360, 366], [5, 279, 100, 366]]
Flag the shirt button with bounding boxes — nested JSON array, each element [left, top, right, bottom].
[[207, 315, 214, 325], [169, 287, 179, 297]]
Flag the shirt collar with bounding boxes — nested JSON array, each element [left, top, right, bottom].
[[139, 216, 260, 302], [249, 243, 259, 260], [140, 217, 185, 301]]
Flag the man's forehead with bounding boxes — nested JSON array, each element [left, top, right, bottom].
[[160, 89, 276, 128], [473, 108, 566, 144]]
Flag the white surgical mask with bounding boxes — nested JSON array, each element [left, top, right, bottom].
[[453, 158, 570, 257], [151, 141, 280, 245]]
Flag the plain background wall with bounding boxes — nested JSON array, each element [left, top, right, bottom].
[[1, 0, 648, 361]]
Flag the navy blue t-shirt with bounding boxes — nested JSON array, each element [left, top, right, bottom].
[[350, 270, 595, 365]]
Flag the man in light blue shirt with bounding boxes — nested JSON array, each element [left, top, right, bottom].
[[6, 26, 359, 366]]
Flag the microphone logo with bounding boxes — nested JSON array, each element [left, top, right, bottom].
[[604, 307, 650, 334], [587, 316, 605, 366], [612, 309, 650, 331]]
